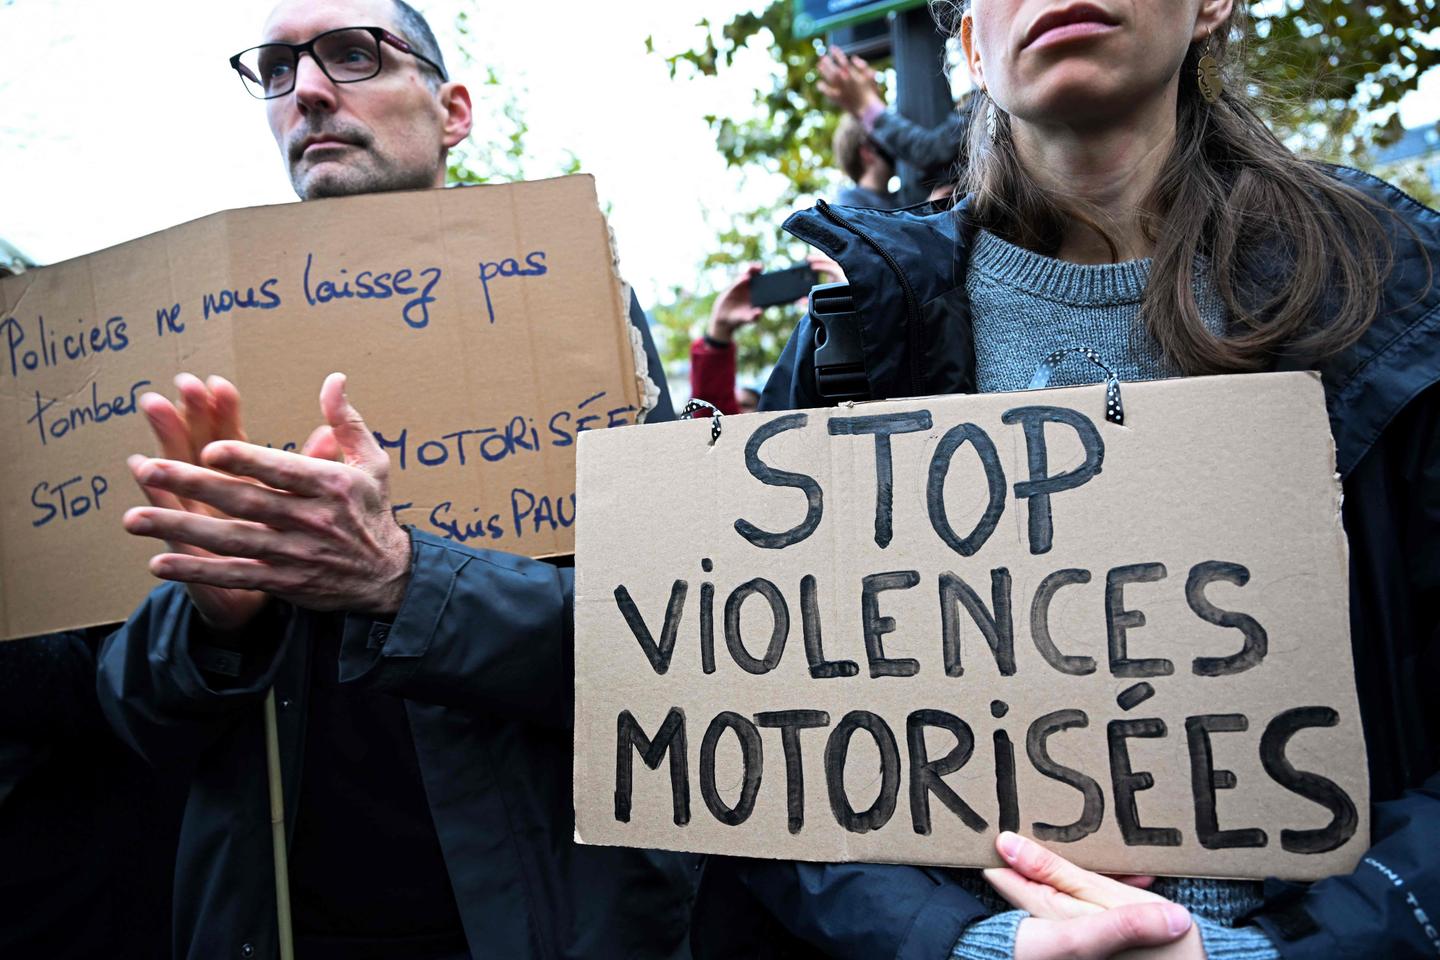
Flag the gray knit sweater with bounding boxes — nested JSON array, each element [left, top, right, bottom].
[[951, 230, 1278, 960]]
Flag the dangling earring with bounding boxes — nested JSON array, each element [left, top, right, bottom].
[[986, 99, 999, 143], [1196, 31, 1222, 103]]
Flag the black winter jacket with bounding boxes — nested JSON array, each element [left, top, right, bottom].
[[96, 299, 700, 960], [697, 168, 1440, 959]]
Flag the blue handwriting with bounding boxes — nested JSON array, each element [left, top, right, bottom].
[[303, 252, 442, 329], [32, 474, 108, 528], [391, 485, 575, 544], [203, 278, 281, 319], [375, 390, 635, 472], [2, 314, 129, 380], [27, 378, 152, 447], [477, 251, 547, 324]]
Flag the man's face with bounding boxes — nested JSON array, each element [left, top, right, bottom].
[[261, 0, 459, 199]]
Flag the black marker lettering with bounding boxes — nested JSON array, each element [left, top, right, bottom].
[[724, 578, 789, 675], [1027, 709, 1105, 842], [861, 570, 921, 678], [614, 582, 688, 674], [939, 568, 1015, 677], [1105, 563, 1174, 678], [1031, 568, 1098, 675], [994, 726, 1019, 834], [828, 411, 932, 548], [1000, 405, 1105, 554], [735, 414, 823, 549], [1187, 561, 1268, 676], [756, 710, 831, 834], [700, 712, 763, 826], [1107, 718, 1182, 846], [1260, 706, 1359, 854], [825, 711, 900, 833], [802, 573, 858, 679], [926, 422, 1006, 556], [1186, 714, 1267, 850], [615, 708, 689, 826], [906, 709, 987, 834]]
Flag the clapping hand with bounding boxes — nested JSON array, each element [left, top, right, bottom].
[[125, 372, 411, 623]]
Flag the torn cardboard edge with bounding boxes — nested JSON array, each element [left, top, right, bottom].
[[604, 220, 661, 424]]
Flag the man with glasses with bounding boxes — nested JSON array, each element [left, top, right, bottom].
[[97, 2, 694, 959]]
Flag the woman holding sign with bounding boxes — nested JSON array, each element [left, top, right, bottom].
[[696, 0, 1440, 958]]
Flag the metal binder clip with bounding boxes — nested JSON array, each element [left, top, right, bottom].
[[682, 398, 724, 444]]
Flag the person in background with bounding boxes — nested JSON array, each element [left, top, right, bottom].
[[700, 0, 1440, 957], [0, 633, 186, 960], [819, 46, 972, 198], [735, 381, 762, 414], [690, 256, 841, 416], [833, 114, 899, 209], [97, 2, 697, 959], [0, 255, 185, 960]]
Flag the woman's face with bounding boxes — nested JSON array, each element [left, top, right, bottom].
[[963, 0, 1231, 128]]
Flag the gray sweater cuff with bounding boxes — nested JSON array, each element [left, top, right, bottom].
[[950, 910, 1027, 960], [1196, 916, 1282, 959], [947, 911, 1277, 960]]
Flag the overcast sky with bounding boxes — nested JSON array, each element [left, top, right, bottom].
[[1, 0, 1436, 307], [0, 0, 792, 305]]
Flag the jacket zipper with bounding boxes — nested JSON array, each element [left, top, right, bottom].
[[815, 198, 926, 397]]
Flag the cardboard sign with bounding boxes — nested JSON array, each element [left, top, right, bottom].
[[574, 372, 1368, 881], [0, 175, 646, 641]]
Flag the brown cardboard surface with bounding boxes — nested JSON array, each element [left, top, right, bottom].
[[574, 372, 1368, 881], [0, 175, 641, 641]]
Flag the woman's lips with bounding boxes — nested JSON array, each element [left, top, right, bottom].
[[1026, 19, 1119, 51]]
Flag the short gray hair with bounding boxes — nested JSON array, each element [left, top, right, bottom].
[[391, 0, 448, 89]]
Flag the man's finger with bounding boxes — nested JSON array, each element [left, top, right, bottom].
[[135, 456, 304, 524], [125, 507, 293, 563], [199, 441, 344, 499], [148, 552, 274, 591], [1053, 903, 1191, 959], [300, 424, 342, 462], [208, 375, 248, 442], [129, 454, 182, 508], [140, 393, 196, 465], [175, 372, 216, 460], [318, 372, 387, 474]]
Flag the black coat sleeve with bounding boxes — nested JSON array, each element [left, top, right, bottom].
[[631, 289, 676, 423], [96, 584, 291, 766], [1254, 384, 1440, 959], [0, 630, 106, 741], [726, 860, 989, 960], [335, 531, 574, 728], [758, 312, 824, 413], [869, 111, 969, 183]]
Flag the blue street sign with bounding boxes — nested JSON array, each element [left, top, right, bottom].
[[793, 0, 926, 38]]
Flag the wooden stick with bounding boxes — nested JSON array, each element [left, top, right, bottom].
[[264, 690, 295, 960]]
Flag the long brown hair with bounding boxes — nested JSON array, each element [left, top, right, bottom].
[[948, 3, 1400, 374]]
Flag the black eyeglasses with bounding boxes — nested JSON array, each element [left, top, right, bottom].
[[230, 26, 448, 100]]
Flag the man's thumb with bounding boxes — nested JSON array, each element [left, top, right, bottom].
[[1070, 903, 1191, 958], [318, 373, 385, 471]]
